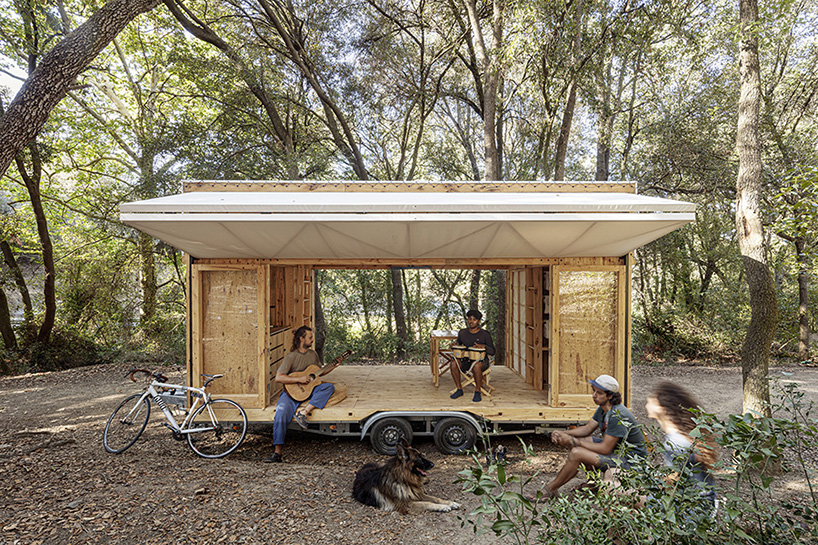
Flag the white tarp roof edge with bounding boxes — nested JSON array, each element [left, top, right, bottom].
[[120, 190, 695, 259]]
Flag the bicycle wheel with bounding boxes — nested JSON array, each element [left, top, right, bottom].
[[103, 394, 150, 453], [186, 399, 247, 458]]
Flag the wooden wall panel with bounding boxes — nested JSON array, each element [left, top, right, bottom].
[[193, 265, 264, 408], [552, 266, 625, 407]]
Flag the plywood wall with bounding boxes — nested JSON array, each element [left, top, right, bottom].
[[192, 264, 267, 409], [551, 266, 626, 407]]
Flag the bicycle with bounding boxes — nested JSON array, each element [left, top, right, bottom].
[[103, 368, 248, 459]]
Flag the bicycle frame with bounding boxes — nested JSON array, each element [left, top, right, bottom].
[[128, 381, 215, 435]]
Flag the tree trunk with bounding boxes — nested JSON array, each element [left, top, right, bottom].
[[595, 57, 612, 181], [314, 271, 326, 360], [595, 48, 626, 181], [554, 0, 583, 181], [0, 0, 162, 179], [0, 240, 33, 323], [391, 269, 407, 357], [496, 77, 504, 180], [796, 237, 809, 361], [463, 0, 502, 181], [15, 147, 55, 344], [256, 0, 368, 180], [385, 271, 393, 337], [469, 270, 481, 311], [138, 232, 157, 324], [736, 0, 776, 417], [0, 285, 18, 353], [489, 270, 506, 365], [359, 272, 372, 341]]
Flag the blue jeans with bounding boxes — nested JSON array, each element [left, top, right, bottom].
[[273, 383, 335, 446]]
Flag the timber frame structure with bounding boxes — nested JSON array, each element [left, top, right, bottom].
[[121, 181, 695, 451]]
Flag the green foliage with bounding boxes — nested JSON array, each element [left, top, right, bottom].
[[1, 325, 110, 374], [633, 307, 740, 364], [457, 377, 818, 544], [0, 0, 817, 371], [320, 269, 502, 362]]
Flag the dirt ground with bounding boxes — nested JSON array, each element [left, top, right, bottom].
[[1, 362, 816, 545]]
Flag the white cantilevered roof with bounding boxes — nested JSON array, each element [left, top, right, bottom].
[[119, 191, 696, 260]]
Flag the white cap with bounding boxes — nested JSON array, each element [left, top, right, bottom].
[[588, 374, 619, 393]]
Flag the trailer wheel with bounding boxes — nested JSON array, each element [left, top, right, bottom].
[[434, 417, 477, 455], [369, 417, 413, 455]]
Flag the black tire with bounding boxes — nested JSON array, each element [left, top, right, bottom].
[[186, 399, 248, 458], [369, 417, 413, 455], [103, 394, 150, 454], [433, 417, 477, 455]]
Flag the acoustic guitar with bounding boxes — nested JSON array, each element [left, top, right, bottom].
[[284, 350, 352, 402]]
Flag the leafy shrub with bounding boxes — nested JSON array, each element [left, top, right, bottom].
[[457, 377, 818, 544], [6, 326, 111, 373], [633, 307, 738, 364]]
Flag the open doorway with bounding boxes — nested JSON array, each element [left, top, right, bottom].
[[314, 268, 506, 365]]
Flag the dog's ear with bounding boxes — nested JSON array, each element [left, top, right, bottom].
[[395, 438, 410, 461]]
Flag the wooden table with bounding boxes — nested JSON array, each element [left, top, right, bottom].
[[430, 330, 458, 387]]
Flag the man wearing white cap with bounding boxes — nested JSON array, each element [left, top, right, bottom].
[[541, 374, 647, 497]]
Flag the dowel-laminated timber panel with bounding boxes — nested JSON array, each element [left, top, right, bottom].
[[241, 365, 595, 424], [183, 180, 637, 194]]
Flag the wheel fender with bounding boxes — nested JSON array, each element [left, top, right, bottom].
[[360, 411, 483, 440]]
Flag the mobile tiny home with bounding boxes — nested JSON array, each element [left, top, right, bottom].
[[120, 181, 695, 453]]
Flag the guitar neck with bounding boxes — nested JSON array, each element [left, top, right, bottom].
[[319, 351, 351, 374]]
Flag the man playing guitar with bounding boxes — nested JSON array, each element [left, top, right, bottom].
[[265, 325, 337, 463]]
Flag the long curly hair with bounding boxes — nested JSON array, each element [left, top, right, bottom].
[[291, 325, 312, 352], [651, 381, 718, 470]]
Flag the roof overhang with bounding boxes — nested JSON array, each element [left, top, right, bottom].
[[119, 191, 696, 260]]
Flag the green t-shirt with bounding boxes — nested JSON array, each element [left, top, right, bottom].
[[277, 350, 320, 375], [592, 403, 648, 459]]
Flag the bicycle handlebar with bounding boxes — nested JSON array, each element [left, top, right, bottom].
[[126, 367, 225, 390], [127, 367, 168, 383]]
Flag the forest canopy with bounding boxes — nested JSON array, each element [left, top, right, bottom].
[[0, 0, 816, 373]]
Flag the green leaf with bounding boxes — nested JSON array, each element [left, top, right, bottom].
[[490, 520, 515, 534]]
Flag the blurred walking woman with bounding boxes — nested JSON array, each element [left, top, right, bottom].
[[645, 381, 718, 506]]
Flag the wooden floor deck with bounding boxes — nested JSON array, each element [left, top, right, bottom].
[[245, 365, 596, 424]]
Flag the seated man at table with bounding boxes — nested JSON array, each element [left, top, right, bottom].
[[450, 309, 495, 403]]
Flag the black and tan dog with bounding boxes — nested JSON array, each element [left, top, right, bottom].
[[352, 439, 461, 514]]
